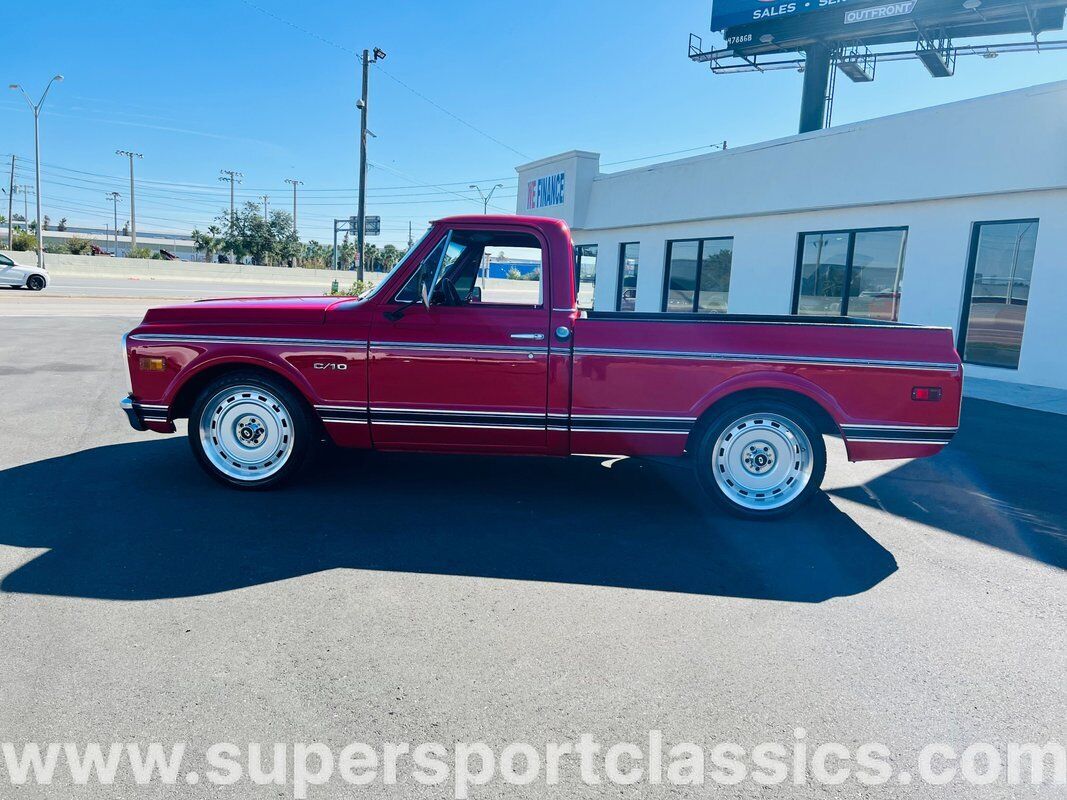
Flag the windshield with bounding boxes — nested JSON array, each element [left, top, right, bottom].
[[357, 229, 434, 301]]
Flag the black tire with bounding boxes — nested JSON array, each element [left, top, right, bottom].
[[188, 370, 316, 490], [26, 274, 46, 291], [693, 399, 827, 520]]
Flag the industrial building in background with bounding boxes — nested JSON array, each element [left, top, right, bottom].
[[689, 0, 1067, 131], [516, 82, 1067, 407]]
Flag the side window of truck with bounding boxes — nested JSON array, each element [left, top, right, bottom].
[[397, 229, 544, 308]]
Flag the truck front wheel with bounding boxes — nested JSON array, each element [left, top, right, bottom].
[[188, 372, 314, 489], [694, 400, 826, 520]]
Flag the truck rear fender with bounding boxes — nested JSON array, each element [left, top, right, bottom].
[[686, 371, 846, 451]]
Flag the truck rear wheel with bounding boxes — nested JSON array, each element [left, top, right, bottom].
[[188, 371, 314, 489], [694, 399, 826, 520]]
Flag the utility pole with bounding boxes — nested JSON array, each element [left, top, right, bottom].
[[6, 156, 13, 248], [357, 46, 386, 283], [106, 191, 121, 252], [115, 150, 142, 249], [469, 183, 504, 214], [284, 178, 302, 237], [407, 221, 413, 248], [219, 170, 243, 226], [219, 169, 242, 263], [260, 195, 269, 221], [10, 75, 63, 268], [17, 185, 31, 231]]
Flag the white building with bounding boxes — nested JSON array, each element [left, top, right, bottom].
[[516, 80, 1067, 401]]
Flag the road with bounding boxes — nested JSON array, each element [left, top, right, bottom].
[[0, 293, 1064, 798]]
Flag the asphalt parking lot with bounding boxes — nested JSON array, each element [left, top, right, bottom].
[[0, 290, 1064, 799]]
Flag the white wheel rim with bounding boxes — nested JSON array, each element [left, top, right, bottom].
[[198, 385, 294, 481], [712, 412, 813, 510]]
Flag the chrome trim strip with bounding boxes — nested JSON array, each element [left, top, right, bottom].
[[133, 403, 169, 410], [321, 418, 369, 425], [369, 407, 545, 417], [571, 427, 689, 435], [573, 347, 959, 372], [130, 333, 368, 348], [371, 341, 545, 355], [847, 437, 952, 445], [841, 424, 958, 432], [372, 421, 543, 431], [571, 413, 696, 422]]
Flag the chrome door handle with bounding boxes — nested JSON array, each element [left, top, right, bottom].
[[509, 333, 545, 340]]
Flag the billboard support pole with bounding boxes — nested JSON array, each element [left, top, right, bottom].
[[799, 44, 832, 133]]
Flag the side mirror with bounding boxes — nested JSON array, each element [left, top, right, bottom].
[[469, 286, 482, 303], [420, 274, 432, 310]]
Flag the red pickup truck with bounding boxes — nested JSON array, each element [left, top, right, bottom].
[[120, 214, 962, 518]]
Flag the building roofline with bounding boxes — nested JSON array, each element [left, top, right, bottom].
[[515, 150, 601, 172], [594, 78, 1067, 182]]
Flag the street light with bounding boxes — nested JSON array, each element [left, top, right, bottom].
[[469, 183, 504, 214], [9, 74, 63, 268]]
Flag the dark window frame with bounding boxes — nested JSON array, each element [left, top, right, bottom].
[[957, 217, 1039, 370], [662, 236, 734, 314], [616, 242, 640, 311], [791, 226, 908, 318], [573, 243, 598, 309]]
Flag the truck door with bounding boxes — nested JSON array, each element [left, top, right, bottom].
[[368, 224, 551, 452]]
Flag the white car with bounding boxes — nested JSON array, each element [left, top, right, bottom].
[[0, 253, 49, 291]]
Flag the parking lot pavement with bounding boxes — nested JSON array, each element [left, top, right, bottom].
[[0, 305, 1064, 798]]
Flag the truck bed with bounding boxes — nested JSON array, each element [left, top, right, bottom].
[[568, 311, 962, 461]]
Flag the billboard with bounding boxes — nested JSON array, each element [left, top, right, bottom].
[[711, 0, 848, 32], [714, 0, 1067, 54]]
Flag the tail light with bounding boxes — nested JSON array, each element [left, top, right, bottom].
[[912, 386, 942, 401]]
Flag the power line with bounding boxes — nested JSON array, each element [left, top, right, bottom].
[[236, 0, 529, 160]]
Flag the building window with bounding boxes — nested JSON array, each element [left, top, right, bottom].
[[959, 219, 1038, 370], [663, 237, 734, 313], [574, 244, 597, 309], [794, 227, 907, 320], [617, 242, 640, 311]]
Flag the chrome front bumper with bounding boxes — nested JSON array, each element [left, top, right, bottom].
[[121, 396, 173, 432], [120, 396, 147, 431]]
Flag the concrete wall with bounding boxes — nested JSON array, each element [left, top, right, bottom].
[[1, 251, 352, 286]]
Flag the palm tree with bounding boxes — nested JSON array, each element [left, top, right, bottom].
[[191, 225, 224, 264]]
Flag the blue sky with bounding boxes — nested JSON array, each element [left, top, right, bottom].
[[3, 0, 1065, 247]]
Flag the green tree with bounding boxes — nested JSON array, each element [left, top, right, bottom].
[[191, 224, 225, 264], [127, 246, 152, 259], [10, 229, 37, 251], [57, 217, 67, 231], [67, 236, 92, 255], [381, 244, 402, 272], [213, 202, 300, 266]]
